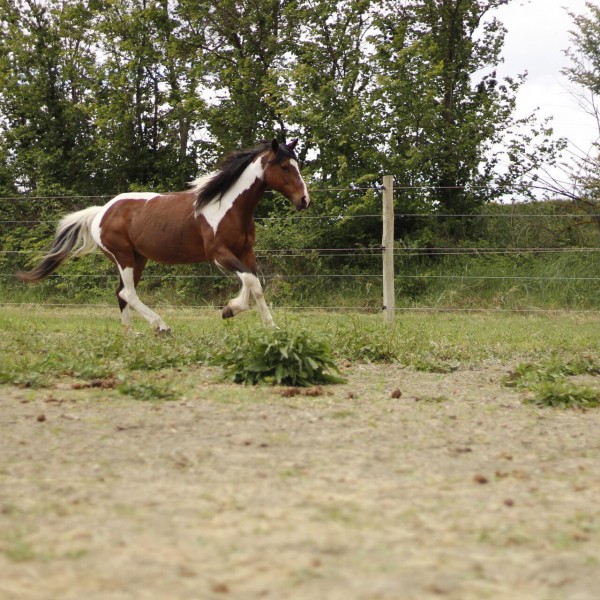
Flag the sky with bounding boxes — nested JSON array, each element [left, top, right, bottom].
[[494, 0, 597, 161]]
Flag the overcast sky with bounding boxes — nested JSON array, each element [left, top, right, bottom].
[[494, 0, 597, 158]]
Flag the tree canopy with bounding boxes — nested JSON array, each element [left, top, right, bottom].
[[0, 0, 561, 232]]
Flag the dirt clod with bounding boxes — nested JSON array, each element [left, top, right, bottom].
[[280, 387, 301, 397]]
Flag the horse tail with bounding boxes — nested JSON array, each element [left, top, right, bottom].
[[16, 206, 102, 282]]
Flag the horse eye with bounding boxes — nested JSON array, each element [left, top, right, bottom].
[[282, 165, 290, 171]]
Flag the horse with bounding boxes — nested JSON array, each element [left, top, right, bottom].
[[17, 139, 310, 333]]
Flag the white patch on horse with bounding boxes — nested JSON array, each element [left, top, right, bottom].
[[237, 271, 275, 327], [90, 193, 159, 253], [196, 158, 265, 233], [225, 272, 253, 316], [290, 159, 310, 207], [118, 266, 169, 332]]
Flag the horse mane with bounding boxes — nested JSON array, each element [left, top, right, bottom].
[[191, 140, 297, 211]]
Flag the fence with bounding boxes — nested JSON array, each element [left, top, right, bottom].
[[2, 182, 600, 319]]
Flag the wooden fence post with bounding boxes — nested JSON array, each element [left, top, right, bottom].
[[382, 175, 395, 325]]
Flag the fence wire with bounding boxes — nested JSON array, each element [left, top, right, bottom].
[[3, 192, 600, 314]]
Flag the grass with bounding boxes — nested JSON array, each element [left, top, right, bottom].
[[1, 305, 600, 402], [505, 355, 600, 408], [524, 381, 600, 409]]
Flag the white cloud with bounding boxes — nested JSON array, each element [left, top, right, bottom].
[[495, 0, 598, 155]]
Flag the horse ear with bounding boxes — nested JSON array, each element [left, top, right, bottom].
[[271, 138, 279, 152], [287, 139, 298, 151]]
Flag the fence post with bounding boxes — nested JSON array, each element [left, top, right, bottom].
[[382, 175, 395, 325]]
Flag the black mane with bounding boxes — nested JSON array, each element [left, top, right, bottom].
[[193, 140, 297, 209]]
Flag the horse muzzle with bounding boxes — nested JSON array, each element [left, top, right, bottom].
[[294, 195, 310, 211]]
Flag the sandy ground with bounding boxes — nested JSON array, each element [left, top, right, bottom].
[[1, 363, 600, 600]]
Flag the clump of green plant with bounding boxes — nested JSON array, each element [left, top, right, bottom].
[[504, 354, 600, 409], [525, 381, 600, 409], [117, 380, 178, 402], [213, 328, 346, 386], [504, 356, 600, 389], [332, 320, 397, 363]]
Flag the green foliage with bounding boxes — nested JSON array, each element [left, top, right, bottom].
[[505, 354, 600, 409], [117, 380, 178, 402], [0, 0, 561, 221], [331, 319, 398, 363], [0, 314, 216, 388], [524, 381, 600, 409], [3, 308, 600, 399], [212, 328, 346, 386], [504, 356, 600, 389]]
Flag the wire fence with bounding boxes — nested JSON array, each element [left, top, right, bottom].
[[2, 190, 600, 315]]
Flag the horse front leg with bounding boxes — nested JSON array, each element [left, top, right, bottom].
[[214, 251, 276, 328]]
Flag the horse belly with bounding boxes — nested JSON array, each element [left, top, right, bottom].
[[135, 228, 207, 264]]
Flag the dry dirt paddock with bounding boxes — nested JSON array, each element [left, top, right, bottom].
[[1, 363, 600, 600]]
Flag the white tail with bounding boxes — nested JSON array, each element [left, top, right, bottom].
[[17, 206, 102, 282]]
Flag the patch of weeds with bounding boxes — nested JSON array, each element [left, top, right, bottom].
[[505, 356, 600, 389], [213, 328, 345, 387], [415, 394, 450, 403], [505, 355, 600, 409], [123, 333, 212, 371], [279, 466, 305, 479], [117, 380, 178, 402], [332, 320, 397, 363], [331, 409, 355, 418], [71, 360, 116, 381], [0, 368, 48, 389], [4, 537, 37, 562], [63, 549, 88, 560], [410, 358, 459, 373], [525, 381, 600, 409]]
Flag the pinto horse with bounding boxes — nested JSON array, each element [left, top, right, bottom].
[[17, 139, 310, 332]]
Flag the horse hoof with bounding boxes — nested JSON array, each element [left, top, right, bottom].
[[222, 306, 234, 319], [156, 327, 172, 336]]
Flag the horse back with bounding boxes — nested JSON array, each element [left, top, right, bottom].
[[98, 191, 209, 264]]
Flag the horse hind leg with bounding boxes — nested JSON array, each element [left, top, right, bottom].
[[116, 253, 148, 332], [116, 275, 132, 331]]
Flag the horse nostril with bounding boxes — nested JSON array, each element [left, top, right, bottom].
[[300, 196, 308, 208]]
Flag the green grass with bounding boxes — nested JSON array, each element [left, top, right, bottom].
[[1, 306, 600, 397], [504, 354, 600, 409], [524, 381, 600, 409]]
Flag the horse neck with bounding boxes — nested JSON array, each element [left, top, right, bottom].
[[233, 158, 267, 222], [232, 165, 268, 222]]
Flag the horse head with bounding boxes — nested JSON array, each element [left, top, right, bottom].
[[263, 138, 311, 211]]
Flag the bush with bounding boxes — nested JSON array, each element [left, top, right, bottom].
[[213, 328, 346, 386]]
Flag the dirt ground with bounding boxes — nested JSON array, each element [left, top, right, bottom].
[[1, 362, 600, 600]]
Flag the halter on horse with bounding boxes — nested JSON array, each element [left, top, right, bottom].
[[17, 139, 310, 332]]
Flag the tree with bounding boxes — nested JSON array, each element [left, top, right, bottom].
[[372, 0, 559, 218], [92, 0, 204, 191], [177, 0, 299, 155], [549, 1, 600, 224], [0, 0, 98, 194]]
